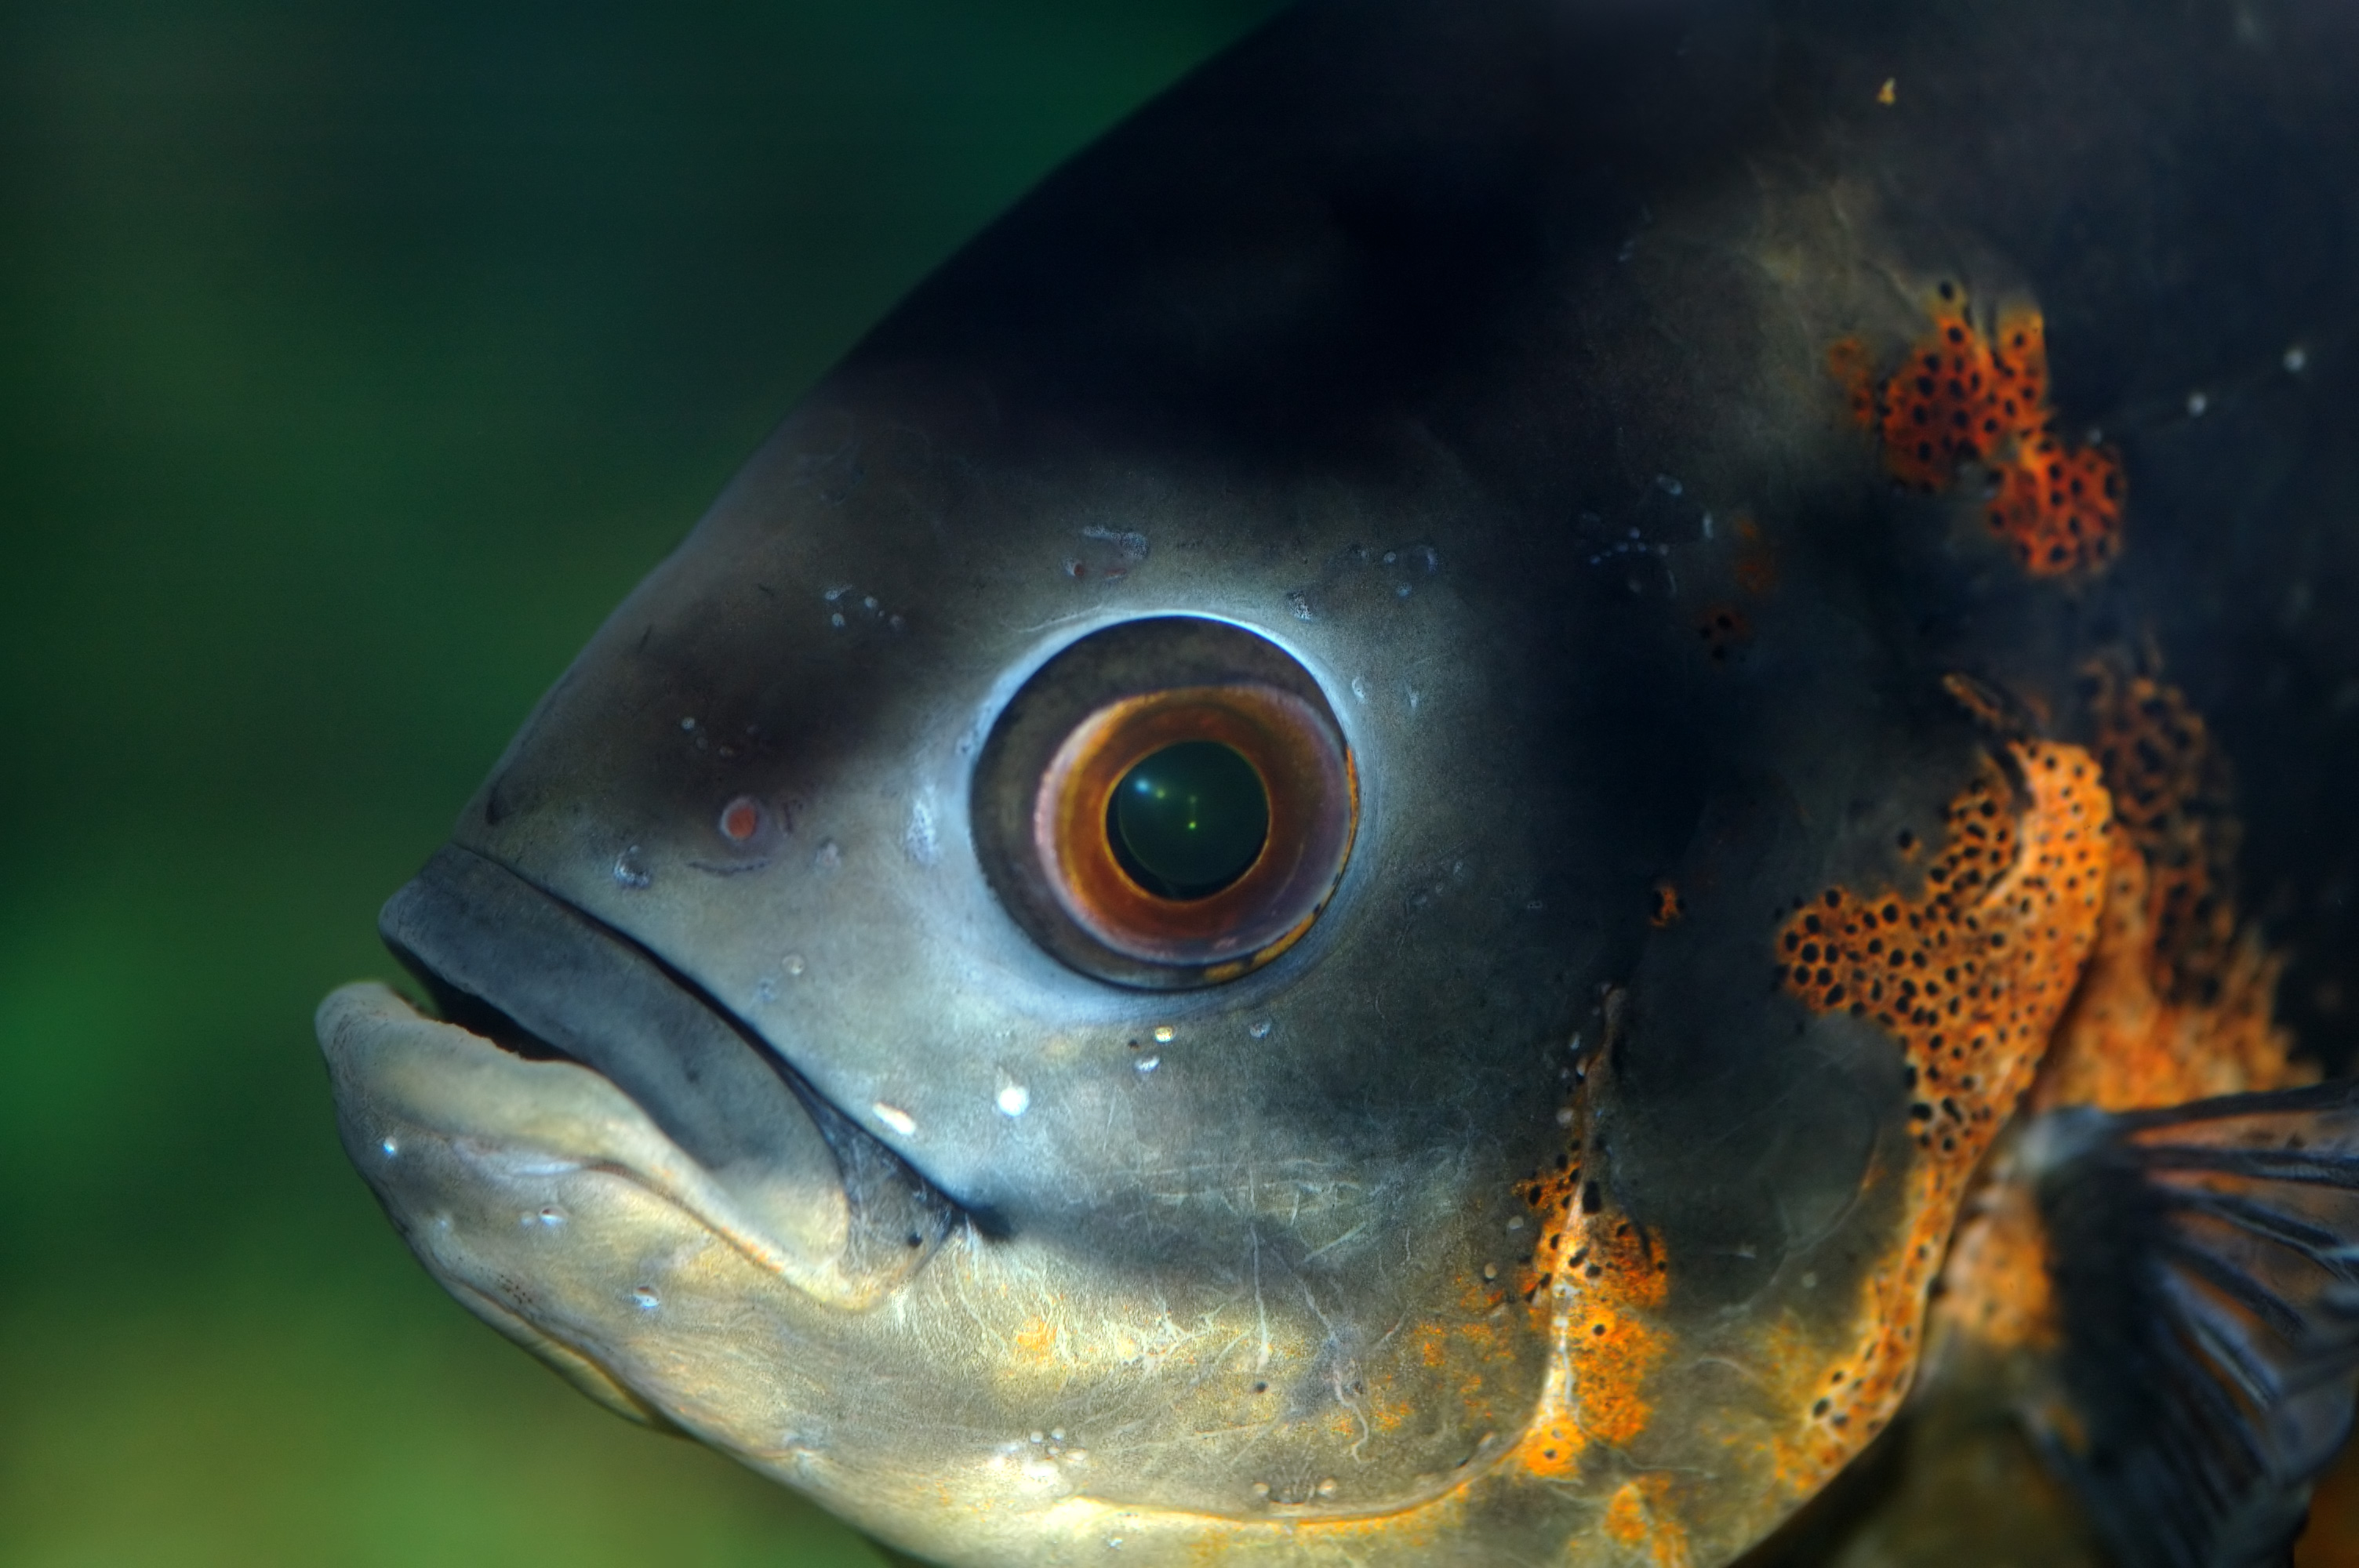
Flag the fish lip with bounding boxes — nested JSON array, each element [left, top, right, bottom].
[[357, 842, 961, 1305]]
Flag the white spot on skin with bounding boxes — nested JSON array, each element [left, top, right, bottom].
[[2287, 344, 2310, 373], [380, 1137, 398, 1158], [997, 1083, 1031, 1118], [1080, 524, 1149, 562], [1350, 677, 1368, 703], [904, 801, 940, 866], [1152, 1025, 1175, 1044], [1135, 1055, 1160, 1074], [830, 612, 846, 628], [783, 953, 806, 976], [526, 1208, 565, 1229], [632, 1287, 660, 1312], [2187, 390, 2209, 417], [612, 847, 651, 889], [1286, 590, 1314, 622], [680, 717, 696, 731], [873, 1102, 918, 1137]]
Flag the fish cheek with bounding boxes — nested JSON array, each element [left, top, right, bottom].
[[1605, 915, 1896, 1314]]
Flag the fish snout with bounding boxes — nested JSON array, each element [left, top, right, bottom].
[[317, 847, 958, 1327]]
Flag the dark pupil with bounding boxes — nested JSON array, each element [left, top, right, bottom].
[[1108, 741, 1270, 900]]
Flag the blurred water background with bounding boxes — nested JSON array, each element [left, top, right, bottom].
[[0, 5, 1274, 1563]]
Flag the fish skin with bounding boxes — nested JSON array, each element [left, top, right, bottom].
[[315, 0, 2359, 1564]]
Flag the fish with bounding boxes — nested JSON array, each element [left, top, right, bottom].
[[315, 0, 2359, 1563]]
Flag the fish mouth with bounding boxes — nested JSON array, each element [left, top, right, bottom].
[[320, 844, 958, 1314]]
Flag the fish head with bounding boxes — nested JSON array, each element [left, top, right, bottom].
[[318, 2, 2085, 1563]]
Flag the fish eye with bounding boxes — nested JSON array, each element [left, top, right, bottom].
[[973, 616, 1356, 988], [1110, 739, 1268, 899]]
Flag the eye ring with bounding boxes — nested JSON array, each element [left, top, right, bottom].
[[1037, 684, 1352, 968], [972, 617, 1358, 989]]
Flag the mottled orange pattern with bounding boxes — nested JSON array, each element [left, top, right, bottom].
[[1772, 741, 2111, 1488], [1837, 289, 2124, 576], [1510, 1145, 1674, 1480], [1603, 1476, 1692, 1567], [1935, 1169, 2057, 1356], [2028, 662, 2304, 1115]]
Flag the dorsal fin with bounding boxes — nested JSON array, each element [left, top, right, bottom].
[[2026, 1082, 2359, 1568]]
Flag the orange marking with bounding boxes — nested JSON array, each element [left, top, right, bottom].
[[1731, 510, 1779, 596], [1012, 1316, 1058, 1362], [1605, 1482, 1650, 1545], [1988, 427, 2125, 576], [1826, 336, 1878, 429], [1509, 1159, 1674, 1478], [2030, 662, 2306, 1114], [2085, 663, 2237, 999], [1837, 289, 2124, 575], [1602, 1476, 1692, 1567], [2035, 837, 2302, 1112], [1936, 1168, 2058, 1355], [718, 796, 762, 841], [1650, 880, 1685, 927], [1772, 739, 2110, 1488]]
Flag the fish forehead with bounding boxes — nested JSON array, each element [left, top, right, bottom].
[[453, 3, 1873, 1237]]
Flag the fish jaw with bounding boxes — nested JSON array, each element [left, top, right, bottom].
[[316, 978, 991, 1549], [320, 978, 877, 1312], [316, 978, 1560, 1567]]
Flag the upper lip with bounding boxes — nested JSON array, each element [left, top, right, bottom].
[[376, 844, 959, 1305]]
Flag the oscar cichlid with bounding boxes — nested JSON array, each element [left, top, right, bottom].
[[319, 1, 2359, 1562]]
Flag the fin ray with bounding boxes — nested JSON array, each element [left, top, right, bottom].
[[2027, 1080, 2359, 1568]]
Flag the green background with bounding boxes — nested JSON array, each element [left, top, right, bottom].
[[0, 4, 1274, 1563]]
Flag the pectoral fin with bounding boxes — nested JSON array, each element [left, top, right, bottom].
[[2026, 1083, 2359, 1568]]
